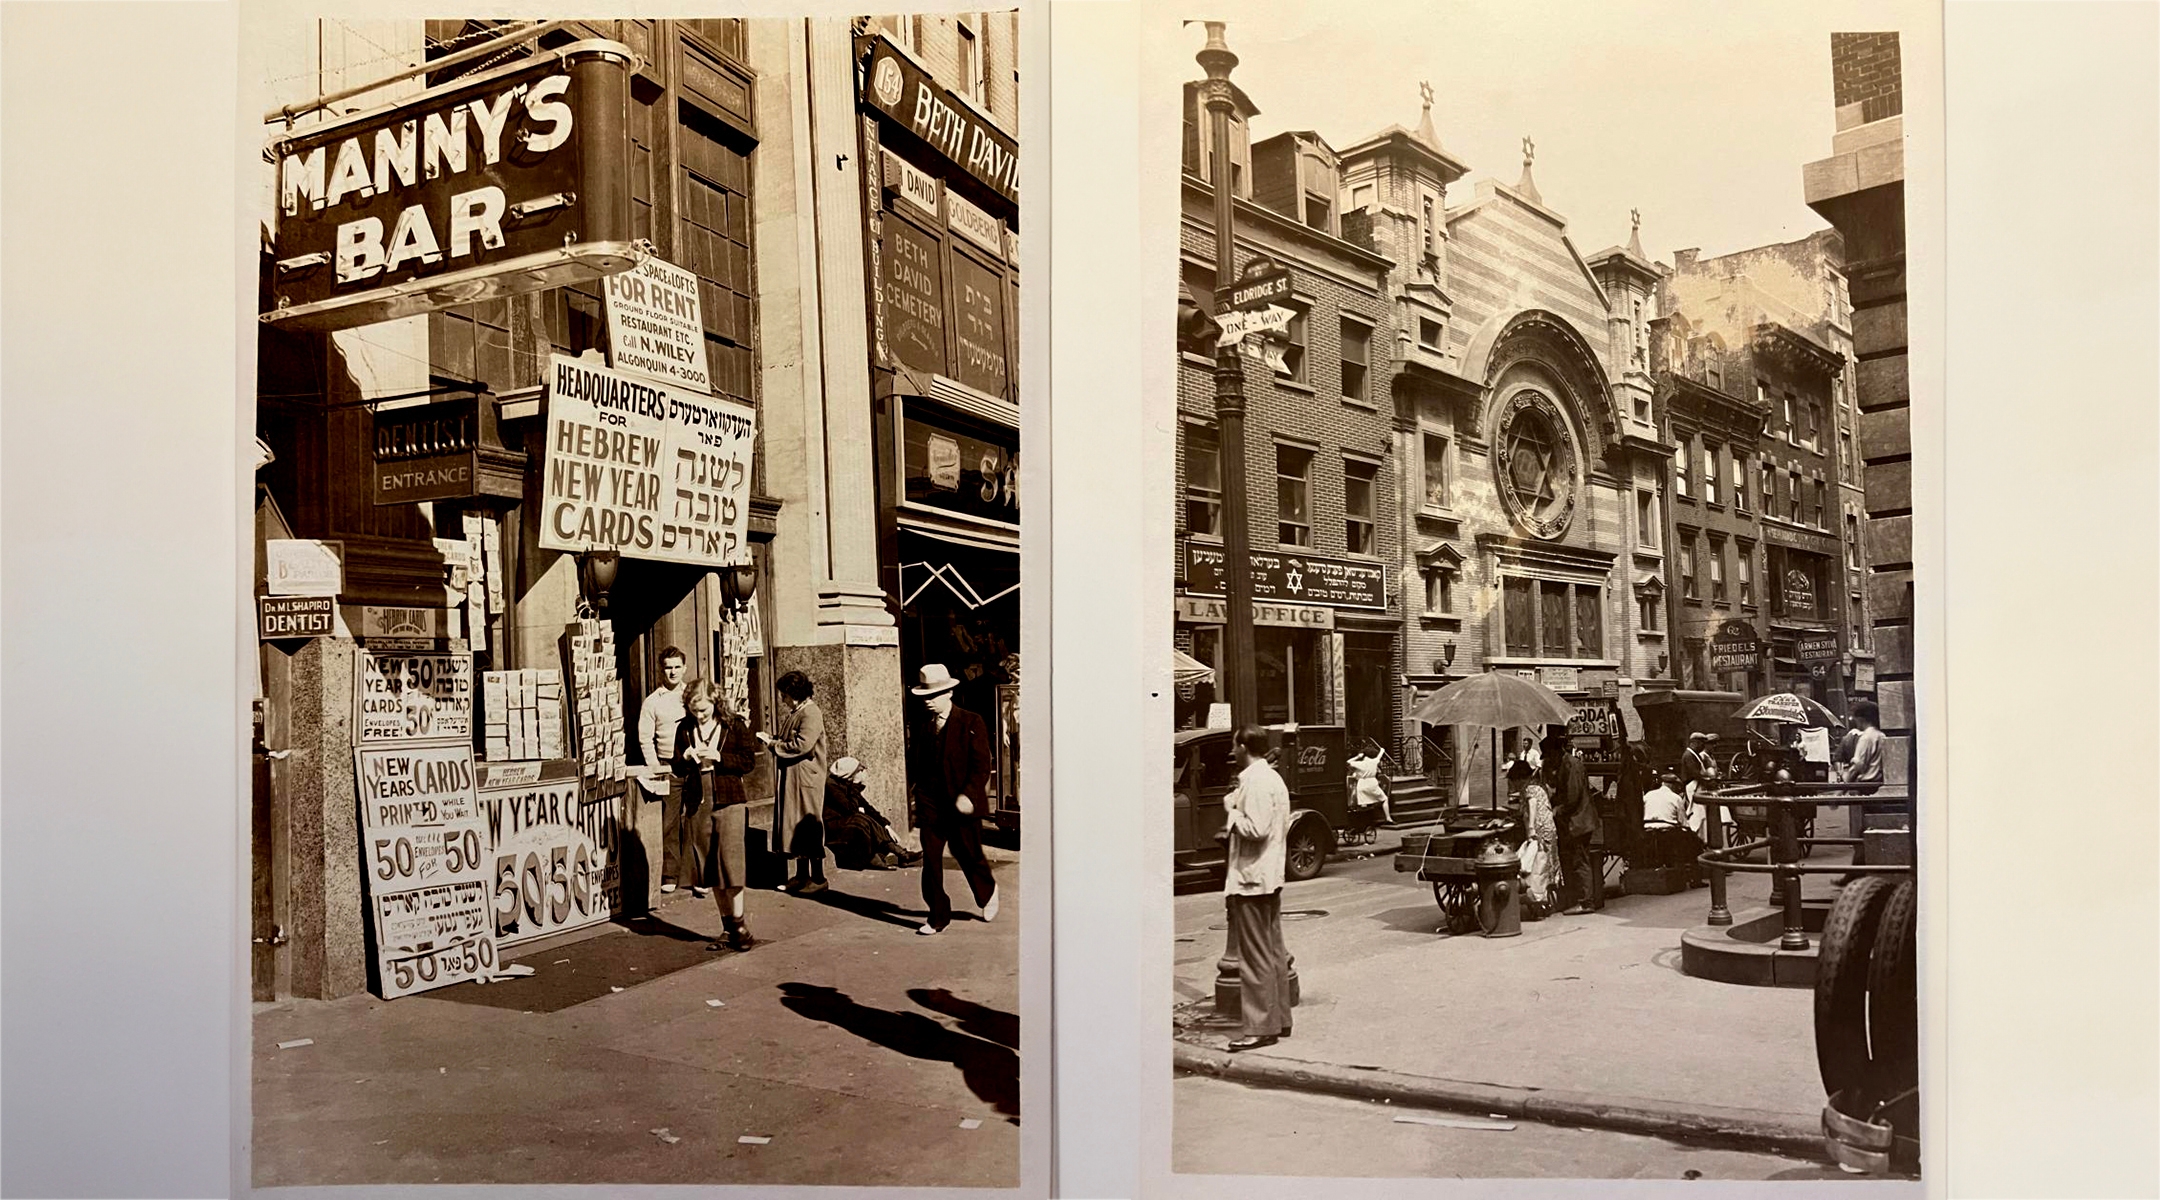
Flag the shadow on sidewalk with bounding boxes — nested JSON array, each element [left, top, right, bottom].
[[778, 982, 1019, 1122], [800, 885, 930, 930], [908, 987, 1017, 1050], [427, 915, 721, 1014]]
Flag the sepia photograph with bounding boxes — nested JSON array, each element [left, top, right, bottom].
[[245, 11, 1028, 1187], [1157, 1, 1934, 1183]]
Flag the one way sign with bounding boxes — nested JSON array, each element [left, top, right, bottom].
[[1215, 304, 1295, 347]]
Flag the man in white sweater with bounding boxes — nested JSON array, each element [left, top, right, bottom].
[[1222, 725, 1293, 1052]]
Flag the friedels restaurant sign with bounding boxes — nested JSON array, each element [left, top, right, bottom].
[[263, 42, 641, 332], [859, 34, 1019, 205]]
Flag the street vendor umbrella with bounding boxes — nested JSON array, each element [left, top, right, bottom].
[[1734, 691, 1841, 727], [1410, 671, 1576, 730], [1171, 647, 1215, 687], [1410, 672, 1576, 812]]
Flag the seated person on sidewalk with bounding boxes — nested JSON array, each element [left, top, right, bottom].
[[1637, 766, 1705, 881], [823, 757, 921, 872]]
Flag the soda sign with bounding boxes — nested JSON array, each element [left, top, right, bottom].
[[263, 43, 639, 332]]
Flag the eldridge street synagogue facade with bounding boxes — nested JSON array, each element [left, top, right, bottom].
[[252, 16, 1019, 1001], [1174, 83, 1674, 807]]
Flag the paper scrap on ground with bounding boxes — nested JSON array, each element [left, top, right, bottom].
[[706, 999, 726, 1008], [649, 1128, 681, 1145], [738, 1135, 772, 1145], [275, 1038, 314, 1049], [1393, 1114, 1515, 1131], [611, 986, 624, 993], [959, 1119, 983, 1130], [501, 963, 536, 976]]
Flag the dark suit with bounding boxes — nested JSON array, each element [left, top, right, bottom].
[[1548, 751, 1603, 911], [911, 704, 999, 929]]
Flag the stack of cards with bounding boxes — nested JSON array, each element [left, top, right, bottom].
[[568, 618, 627, 781], [481, 669, 564, 762]]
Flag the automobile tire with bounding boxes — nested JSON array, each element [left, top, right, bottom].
[[1816, 875, 1897, 1102], [1284, 820, 1327, 882], [1867, 879, 1919, 1102]]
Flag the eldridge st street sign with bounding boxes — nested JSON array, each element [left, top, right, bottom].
[[262, 41, 642, 333]]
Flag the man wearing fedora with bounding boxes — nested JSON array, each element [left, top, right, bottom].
[[908, 664, 1000, 935]]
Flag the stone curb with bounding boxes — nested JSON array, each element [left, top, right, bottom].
[[1172, 1041, 1826, 1161]]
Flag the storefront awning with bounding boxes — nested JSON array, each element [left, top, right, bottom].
[[899, 526, 1018, 611]]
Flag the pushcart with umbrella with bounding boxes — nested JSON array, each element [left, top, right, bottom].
[[1723, 691, 1846, 845], [1393, 672, 1577, 932]]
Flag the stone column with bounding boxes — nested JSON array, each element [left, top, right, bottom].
[[770, 18, 904, 829], [285, 638, 370, 1000]]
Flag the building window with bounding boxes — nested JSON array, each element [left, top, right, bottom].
[[1503, 578, 1535, 656], [1344, 458, 1377, 555], [1340, 318, 1370, 402], [1680, 532, 1700, 599], [1638, 590, 1661, 632], [1813, 479, 1828, 528], [1788, 469, 1803, 524], [1738, 541, 1756, 606], [1276, 444, 1313, 547], [1708, 536, 1727, 603], [1501, 577, 1606, 659], [1424, 567, 1455, 615], [1759, 459, 1775, 512], [1418, 317, 1443, 350], [1805, 401, 1823, 452], [1422, 432, 1450, 509], [1540, 581, 1570, 655], [1851, 594, 1866, 648], [884, 13, 920, 51], [1304, 194, 1331, 232], [1839, 428, 1853, 476], [1278, 310, 1307, 382], [1575, 586, 1603, 657], [1732, 454, 1749, 511], [1635, 489, 1658, 548], [1846, 512, 1861, 567], [1351, 184, 1373, 211], [1184, 423, 1221, 537], [1782, 392, 1797, 443], [1673, 440, 1691, 499], [1703, 443, 1721, 504], [956, 16, 986, 105]]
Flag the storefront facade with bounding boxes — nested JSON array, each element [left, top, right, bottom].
[[250, 15, 1019, 1002], [1173, 87, 1403, 754]]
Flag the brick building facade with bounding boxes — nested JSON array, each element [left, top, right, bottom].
[[1174, 83, 1402, 756]]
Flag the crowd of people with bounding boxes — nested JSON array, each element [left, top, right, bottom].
[[633, 648, 1002, 952]]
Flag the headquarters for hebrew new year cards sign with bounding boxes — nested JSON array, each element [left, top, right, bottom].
[[538, 355, 757, 567]]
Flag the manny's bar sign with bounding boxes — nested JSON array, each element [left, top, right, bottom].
[[263, 41, 641, 332], [860, 34, 1019, 205]]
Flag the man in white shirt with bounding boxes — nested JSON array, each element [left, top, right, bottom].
[[1222, 726, 1293, 1052], [637, 647, 694, 894], [1642, 767, 1705, 837], [1840, 700, 1885, 785]]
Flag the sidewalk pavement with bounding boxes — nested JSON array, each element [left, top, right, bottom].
[[1173, 843, 1852, 1157], [254, 850, 1020, 1188]]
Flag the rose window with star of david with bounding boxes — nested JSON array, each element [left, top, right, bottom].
[[1495, 391, 1579, 540]]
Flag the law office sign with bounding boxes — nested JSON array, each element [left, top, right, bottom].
[[263, 41, 642, 332]]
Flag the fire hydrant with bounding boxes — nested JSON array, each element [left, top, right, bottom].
[[1475, 839, 1523, 938]]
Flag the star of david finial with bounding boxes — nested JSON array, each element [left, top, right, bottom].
[[1419, 80, 1434, 112], [1522, 136, 1535, 167], [1631, 208, 1641, 233]]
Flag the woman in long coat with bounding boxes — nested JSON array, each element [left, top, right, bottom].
[[758, 670, 828, 893], [676, 679, 759, 949]]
